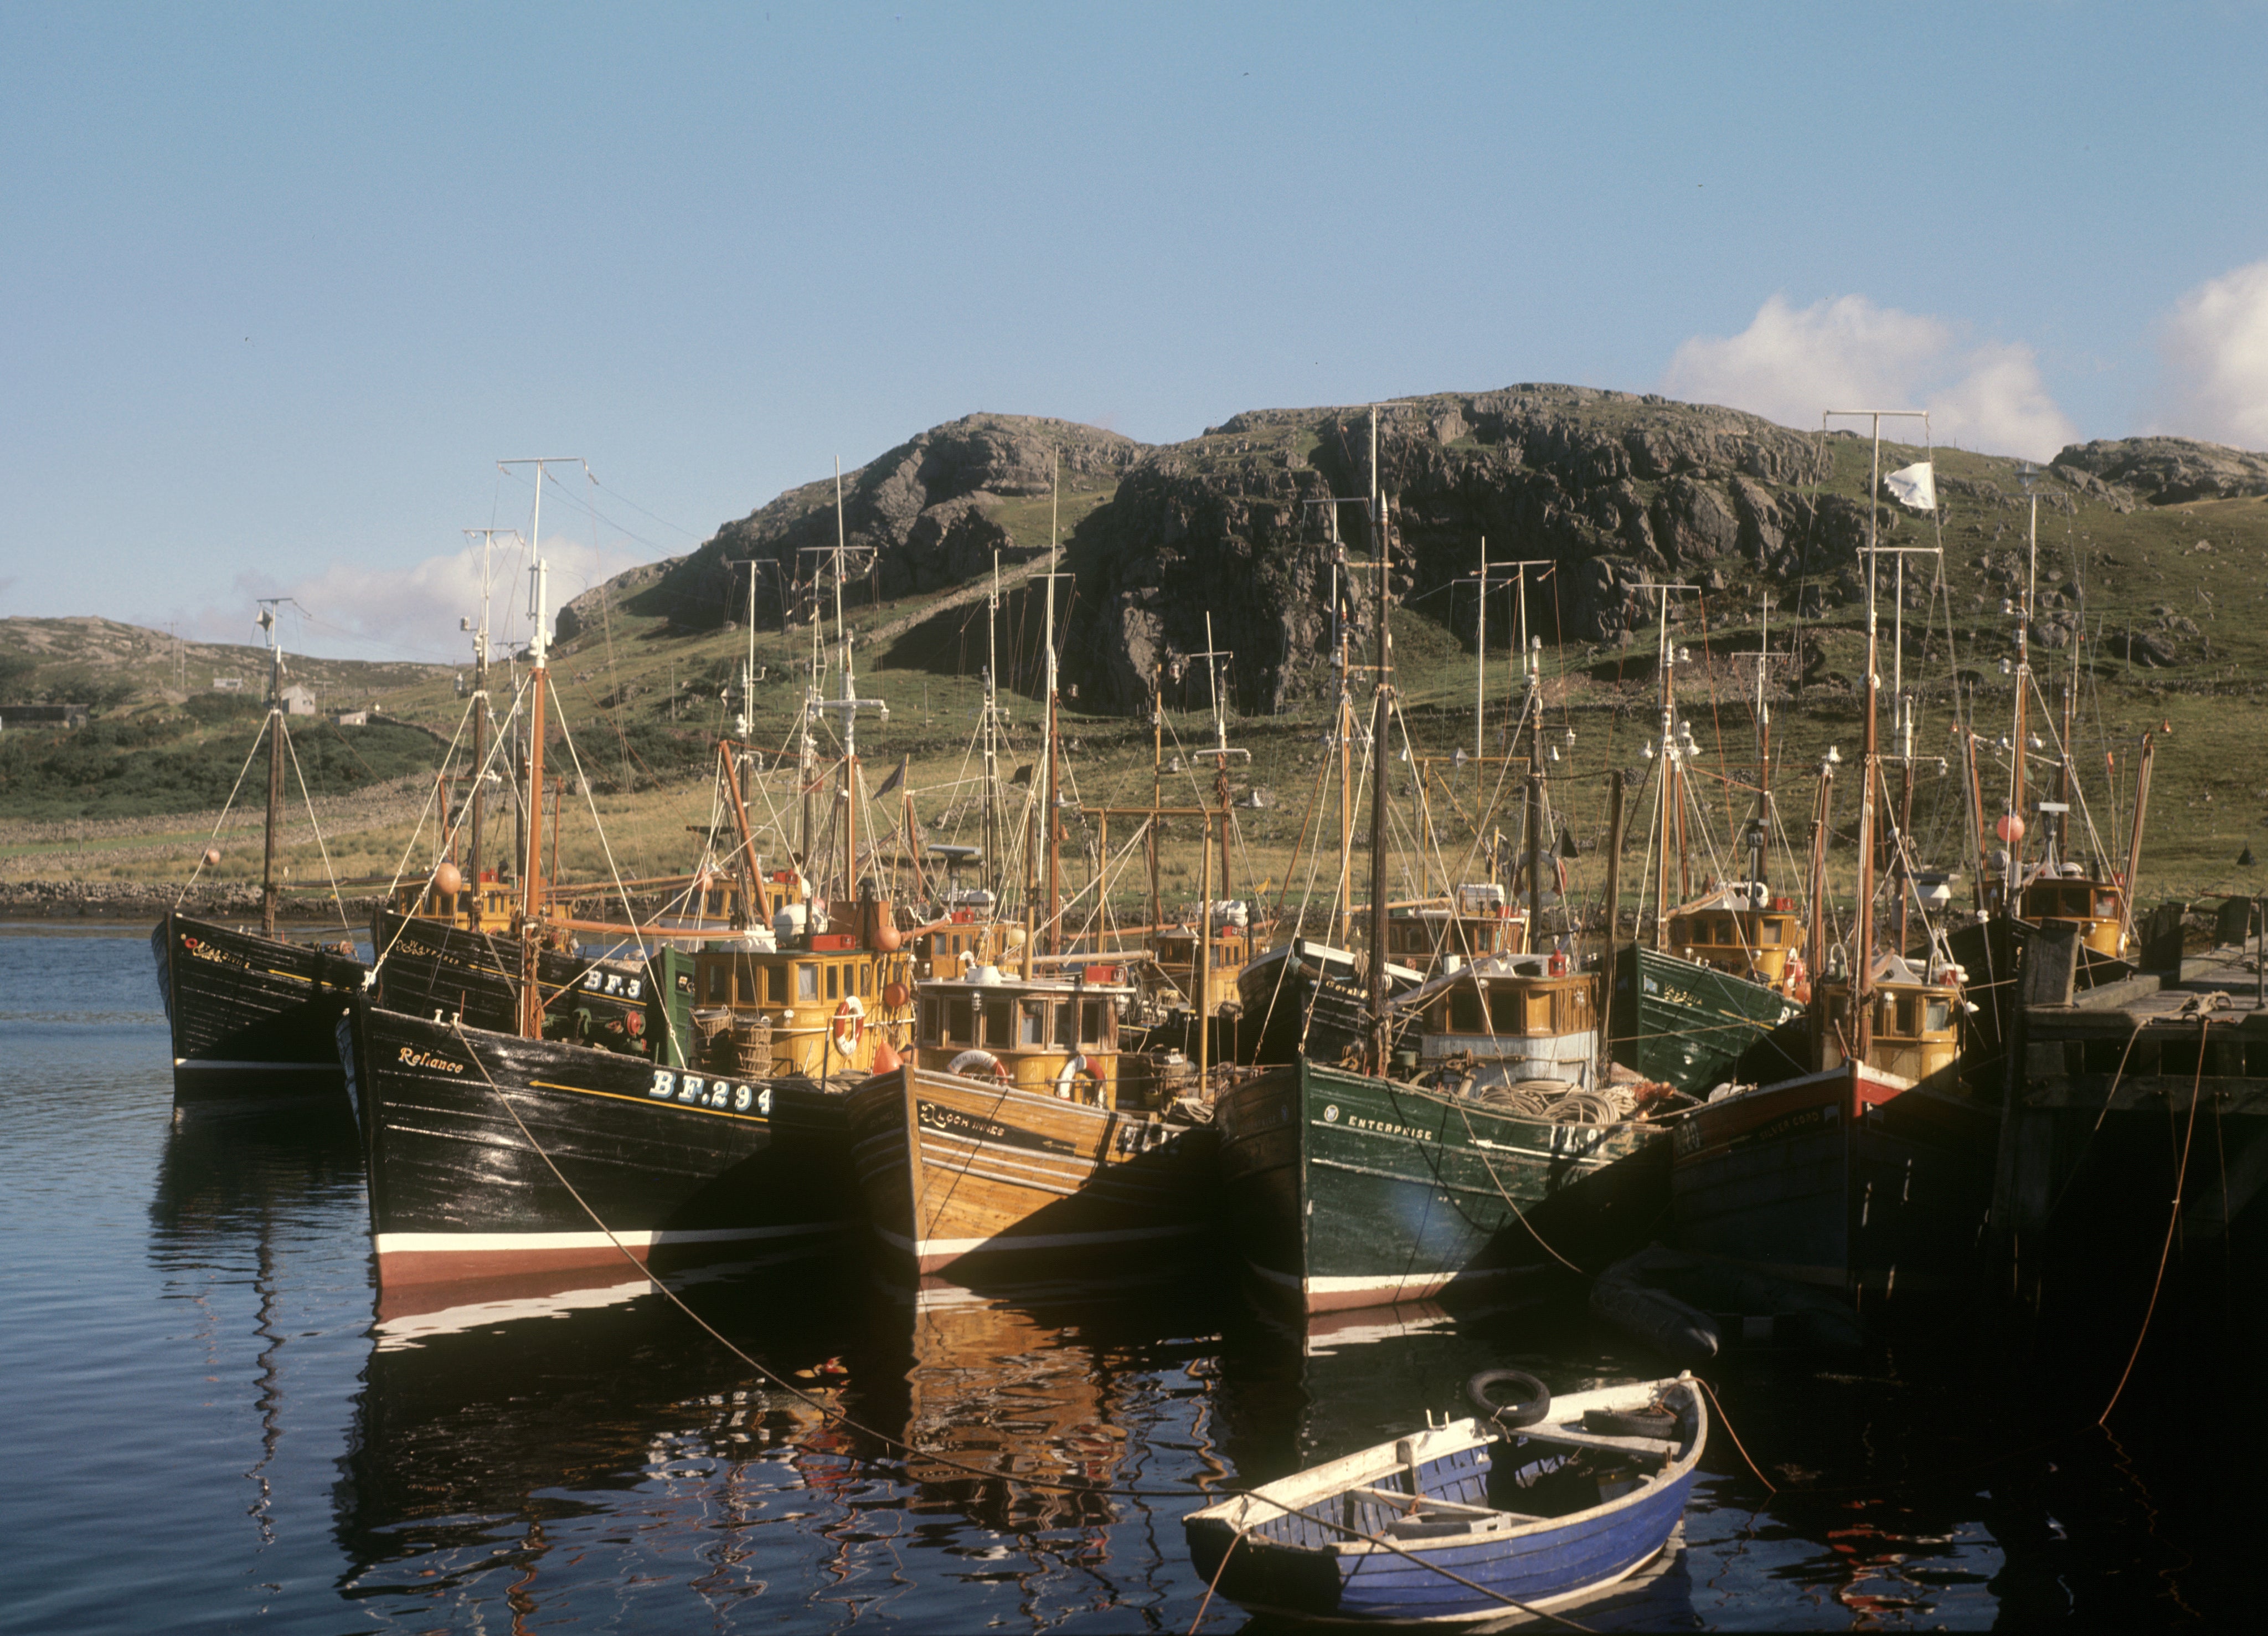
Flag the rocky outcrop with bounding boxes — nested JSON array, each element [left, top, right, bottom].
[[585, 415, 1147, 639], [2052, 437, 2268, 506], [1061, 386, 1837, 712]]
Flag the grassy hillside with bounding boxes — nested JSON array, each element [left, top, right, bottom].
[[10, 401, 2268, 922]]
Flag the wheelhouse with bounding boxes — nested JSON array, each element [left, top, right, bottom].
[[911, 967, 1141, 1107]]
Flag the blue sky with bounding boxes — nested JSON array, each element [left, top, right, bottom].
[[5, 3, 2265, 661]]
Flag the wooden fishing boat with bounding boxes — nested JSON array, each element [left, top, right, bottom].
[[154, 911, 365, 1103], [1669, 414, 1999, 1305], [844, 964, 1215, 1275], [1611, 940, 1810, 1097], [151, 606, 372, 1105], [1183, 1375, 1705, 1625], [1668, 954, 1996, 1297], [1214, 1056, 1668, 1314], [343, 546, 917, 1292]]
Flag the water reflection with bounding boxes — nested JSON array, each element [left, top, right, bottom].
[[121, 1062, 2262, 1631]]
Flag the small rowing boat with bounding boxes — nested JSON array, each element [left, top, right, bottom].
[[1183, 1372, 1705, 1625]]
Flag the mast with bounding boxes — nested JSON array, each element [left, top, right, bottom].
[[1855, 424, 1882, 1063], [984, 550, 1002, 901], [1043, 560, 1062, 956], [518, 554, 551, 1037], [257, 602, 284, 940], [1336, 519, 1354, 949], [1365, 407, 1395, 1072], [1150, 662, 1163, 937], [461, 529, 511, 930], [2009, 482, 2035, 896], [823, 458, 885, 914], [496, 455, 581, 1037]]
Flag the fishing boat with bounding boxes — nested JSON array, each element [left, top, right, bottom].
[[1667, 413, 1998, 1304], [343, 524, 917, 1293], [844, 962, 1212, 1274], [1183, 1373, 1705, 1625], [153, 603, 369, 1105], [1216, 449, 1669, 1314], [1608, 591, 1811, 1096]]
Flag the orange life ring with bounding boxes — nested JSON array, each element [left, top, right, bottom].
[[831, 996, 865, 1051]]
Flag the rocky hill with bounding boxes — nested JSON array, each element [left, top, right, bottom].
[[558, 414, 1146, 642]]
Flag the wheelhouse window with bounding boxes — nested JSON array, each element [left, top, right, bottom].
[[1019, 1000, 1047, 1046], [1490, 989, 1522, 1032], [796, 965, 818, 1002], [1054, 1001, 1077, 1048], [860, 962, 873, 997], [945, 997, 973, 1043], [705, 961, 727, 1002], [1925, 996, 1952, 1033], [982, 997, 1013, 1046], [1082, 1000, 1107, 1046], [1450, 990, 1483, 1033], [1756, 922, 1782, 945], [920, 997, 940, 1043]]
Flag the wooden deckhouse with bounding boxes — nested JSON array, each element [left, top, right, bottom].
[[1379, 884, 1529, 979], [1662, 880, 1807, 992], [1396, 950, 1601, 1093]]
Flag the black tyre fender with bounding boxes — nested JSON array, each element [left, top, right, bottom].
[[1465, 1368, 1550, 1429], [1580, 1402, 1682, 1439]]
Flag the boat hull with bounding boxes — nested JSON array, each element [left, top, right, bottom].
[[844, 1065, 1217, 1274], [152, 911, 365, 1104], [1214, 1061, 1670, 1314], [1184, 1383, 1704, 1624], [1669, 1064, 1998, 1297], [341, 995, 856, 1290], [1610, 943, 1807, 1095], [368, 908, 596, 1037]]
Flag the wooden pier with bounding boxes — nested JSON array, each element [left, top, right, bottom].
[[1994, 908, 2268, 1323]]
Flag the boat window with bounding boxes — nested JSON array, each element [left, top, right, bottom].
[[945, 997, 973, 1043], [1491, 989, 1522, 1032], [920, 997, 939, 1043], [1451, 990, 1484, 1032], [1899, 994, 1919, 1036], [860, 962, 873, 997], [2094, 889, 2121, 918], [1083, 1000, 1106, 1045], [1020, 1000, 1048, 1046], [826, 964, 839, 1001], [1055, 1001, 1077, 1048], [705, 961, 726, 1002], [797, 964, 818, 1002], [983, 997, 1013, 1046], [1926, 996, 1952, 1033], [1527, 992, 1553, 1032], [1756, 922, 1781, 945], [2060, 887, 2089, 917], [765, 963, 784, 1004]]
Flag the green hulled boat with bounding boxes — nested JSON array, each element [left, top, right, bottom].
[[1213, 1058, 1670, 1314], [1609, 943, 1808, 1096]]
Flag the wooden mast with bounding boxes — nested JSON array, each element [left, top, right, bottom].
[[1855, 427, 1882, 1063], [1364, 407, 1394, 1073], [517, 555, 551, 1038], [258, 603, 283, 940]]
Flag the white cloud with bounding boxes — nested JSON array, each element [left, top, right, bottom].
[[178, 535, 649, 663], [1662, 294, 2078, 461], [2156, 258, 2268, 449]]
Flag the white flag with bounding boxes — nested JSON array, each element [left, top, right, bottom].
[[1885, 460, 1937, 511]]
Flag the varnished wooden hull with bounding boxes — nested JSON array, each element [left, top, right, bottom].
[[1669, 1063, 1998, 1298], [152, 910, 366, 1104], [1213, 1060, 1672, 1314], [369, 908, 596, 1037], [342, 994, 857, 1290], [844, 1066, 1217, 1274]]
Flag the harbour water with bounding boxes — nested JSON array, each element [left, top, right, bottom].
[[0, 923, 2255, 1632]]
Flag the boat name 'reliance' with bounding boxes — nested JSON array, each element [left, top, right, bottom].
[[396, 1046, 467, 1075]]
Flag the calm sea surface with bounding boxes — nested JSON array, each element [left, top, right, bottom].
[[0, 924, 2256, 1632]]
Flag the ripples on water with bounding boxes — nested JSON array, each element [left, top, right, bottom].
[[0, 925, 2255, 1631]]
